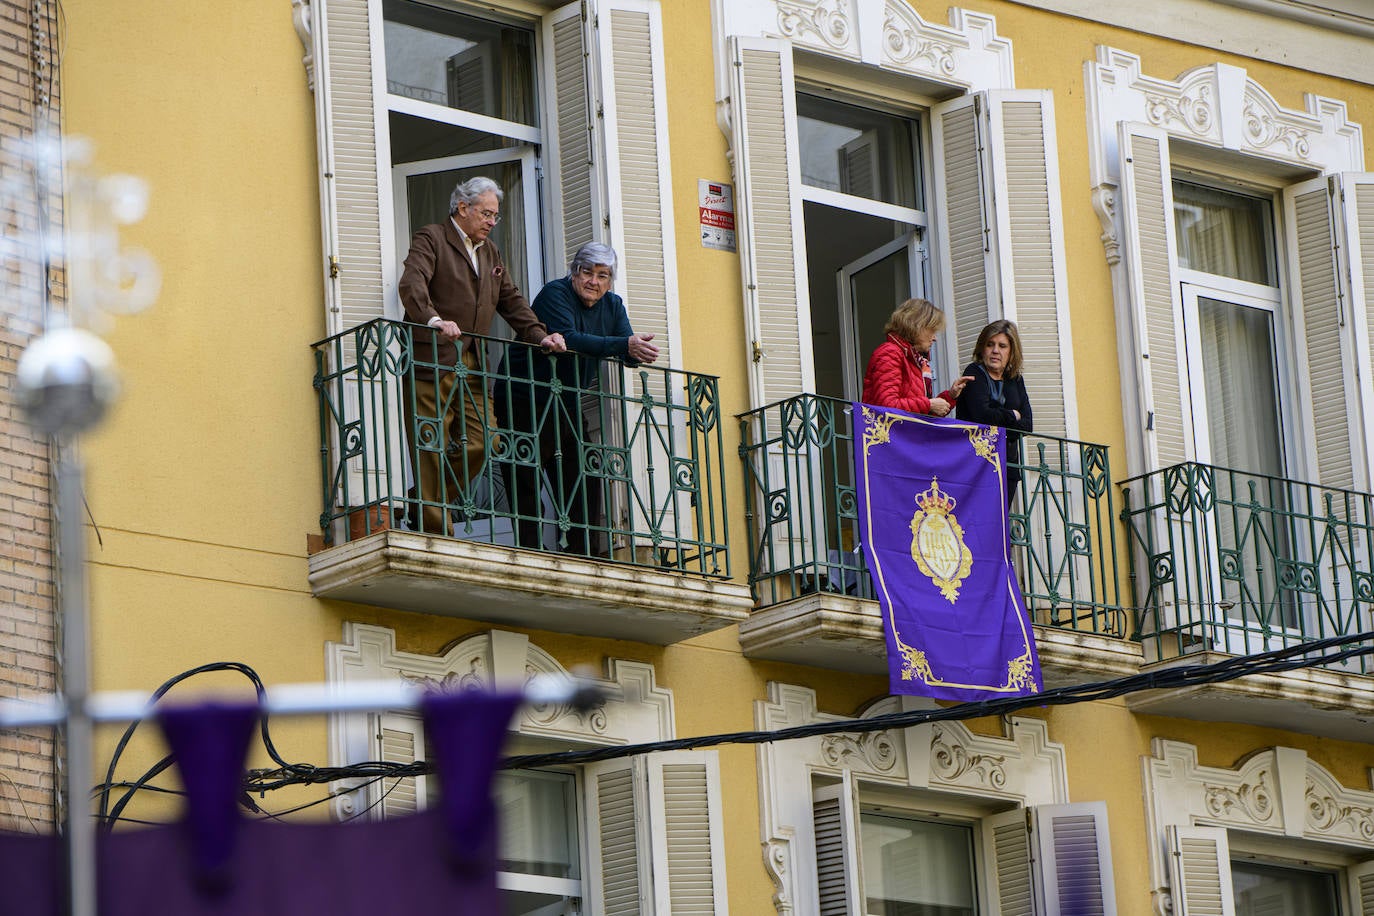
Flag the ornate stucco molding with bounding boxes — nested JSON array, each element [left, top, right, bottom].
[[290, 0, 315, 92], [755, 682, 1066, 916], [1142, 740, 1374, 915], [712, 0, 1016, 130], [325, 622, 674, 818]]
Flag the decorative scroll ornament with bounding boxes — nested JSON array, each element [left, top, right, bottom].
[[820, 730, 898, 773], [931, 724, 1008, 789], [1144, 84, 1214, 136], [777, 0, 852, 50], [1307, 784, 1374, 839], [882, 10, 955, 74], [523, 663, 609, 735], [1203, 770, 1274, 824], [909, 477, 973, 602], [291, 0, 316, 91], [1244, 100, 1313, 159]]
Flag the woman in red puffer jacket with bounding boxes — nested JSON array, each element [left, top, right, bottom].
[[862, 298, 972, 415]]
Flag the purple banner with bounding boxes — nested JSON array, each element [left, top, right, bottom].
[[853, 404, 1041, 701]]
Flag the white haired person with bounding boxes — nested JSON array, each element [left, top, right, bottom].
[[497, 242, 658, 555]]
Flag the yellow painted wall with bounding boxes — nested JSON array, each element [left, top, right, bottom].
[[57, 0, 1374, 913]]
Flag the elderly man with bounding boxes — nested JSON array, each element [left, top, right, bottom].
[[498, 242, 658, 555], [399, 176, 565, 535]]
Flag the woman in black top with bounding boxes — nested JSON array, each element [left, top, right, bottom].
[[957, 320, 1033, 506]]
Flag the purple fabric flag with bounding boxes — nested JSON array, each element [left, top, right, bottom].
[[0, 690, 521, 915], [853, 403, 1042, 700]]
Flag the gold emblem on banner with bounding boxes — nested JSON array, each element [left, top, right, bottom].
[[909, 477, 973, 602]]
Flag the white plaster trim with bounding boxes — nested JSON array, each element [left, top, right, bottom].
[[1142, 739, 1374, 913], [325, 621, 674, 818], [755, 682, 1067, 916], [712, 0, 1015, 123], [291, 0, 314, 91]]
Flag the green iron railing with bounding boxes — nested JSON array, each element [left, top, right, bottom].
[[313, 319, 729, 577], [1122, 462, 1374, 672], [738, 394, 1126, 635]]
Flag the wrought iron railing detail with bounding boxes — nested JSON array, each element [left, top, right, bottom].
[[738, 394, 1126, 635], [313, 319, 729, 577], [1121, 462, 1374, 672]]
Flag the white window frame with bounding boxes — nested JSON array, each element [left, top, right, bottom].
[[755, 682, 1092, 916], [1144, 739, 1374, 916]]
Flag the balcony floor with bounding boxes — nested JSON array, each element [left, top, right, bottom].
[[738, 594, 1143, 687], [309, 530, 754, 644]]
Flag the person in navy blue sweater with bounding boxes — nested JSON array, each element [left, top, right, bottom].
[[956, 320, 1033, 506], [497, 243, 659, 554]]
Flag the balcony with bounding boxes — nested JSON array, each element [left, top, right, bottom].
[[308, 319, 752, 643], [736, 395, 1136, 685], [1121, 463, 1374, 740]]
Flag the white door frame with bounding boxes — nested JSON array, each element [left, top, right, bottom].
[[837, 230, 922, 401], [391, 146, 544, 313]]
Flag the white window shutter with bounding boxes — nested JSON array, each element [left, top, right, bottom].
[[1031, 801, 1117, 916], [1117, 122, 1194, 471], [931, 94, 994, 383], [594, 0, 681, 368], [646, 751, 730, 914], [544, 1, 600, 272], [1166, 824, 1235, 916], [811, 778, 864, 916], [1350, 859, 1374, 915], [729, 36, 814, 408], [309, 0, 390, 336], [1340, 174, 1374, 492], [983, 807, 1035, 916], [373, 712, 425, 819], [586, 758, 653, 915], [586, 753, 729, 915], [931, 91, 1077, 437]]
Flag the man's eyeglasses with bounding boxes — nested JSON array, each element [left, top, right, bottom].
[[577, 266, 613, 283], [464, 205, 500, 225]]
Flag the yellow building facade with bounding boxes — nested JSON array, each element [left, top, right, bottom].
[[53, 0, 1374, 913]]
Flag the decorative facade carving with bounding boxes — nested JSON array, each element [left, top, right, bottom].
[[1090, 184, 1119, 266], [1243, 99, 1313, 159], [930, 724, 1007, 789], [325, 623, 675, 819], [777, 0, 852, 51], [881, 9, 955, 75], [755, 683, 1067, 916], [1144, 84, 1213, 136], [290, 0, 315, 92], [1143, 740, 1374, 912]]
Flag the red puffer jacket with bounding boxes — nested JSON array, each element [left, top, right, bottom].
[[861, 333, 957, 415]]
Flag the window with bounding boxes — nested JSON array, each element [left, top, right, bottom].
[[797, 90, 927, 401], [860, 810, 977, 916], [1231, 860, 1340, 916]]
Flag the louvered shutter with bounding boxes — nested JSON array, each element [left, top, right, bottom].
[[310, 0, 390, 336], [1166, 824, 1235, 916], [1285, 177, 1360, 489], [646, 752, 730, 914], [1342, 174, 1374, 490], [544, 1, 599, 271], [1350, 859, 1374, 915], [595, 0, 680, 367], [812, 779, 864, 916], [931, 91, 1076, 437], [373, 713, 425, 818], [1032, 801, 1117, 916], [446, 41, 495, 115], [983, 808, 1035, 916], [729, 36, 814, 407], [587, 753, 729, 914], [586, 758, 651, 914], [1117, 123, 1193, 471]]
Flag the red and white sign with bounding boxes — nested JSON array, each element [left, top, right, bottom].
[[698, 180, 736, 252]]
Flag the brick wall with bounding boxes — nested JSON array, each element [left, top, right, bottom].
[[0, 0, 60, 833]]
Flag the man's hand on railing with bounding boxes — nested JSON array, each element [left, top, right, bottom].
[[430, 319, 462, 341], [628, 333, 660, 364], [540, 332, 568, 353]]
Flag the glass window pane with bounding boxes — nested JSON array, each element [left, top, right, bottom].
[[797, 93, 920, 209], [1196, 297, 1284, 478], [1173, 181, 1274, 285], [1230, 861, 1339, 916], [861, 812, 977, 916], [495, 769, 579, 880], [383, 0, 538, 127]]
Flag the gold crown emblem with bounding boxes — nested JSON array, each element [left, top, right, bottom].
[[914, 477, 957, 514]]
